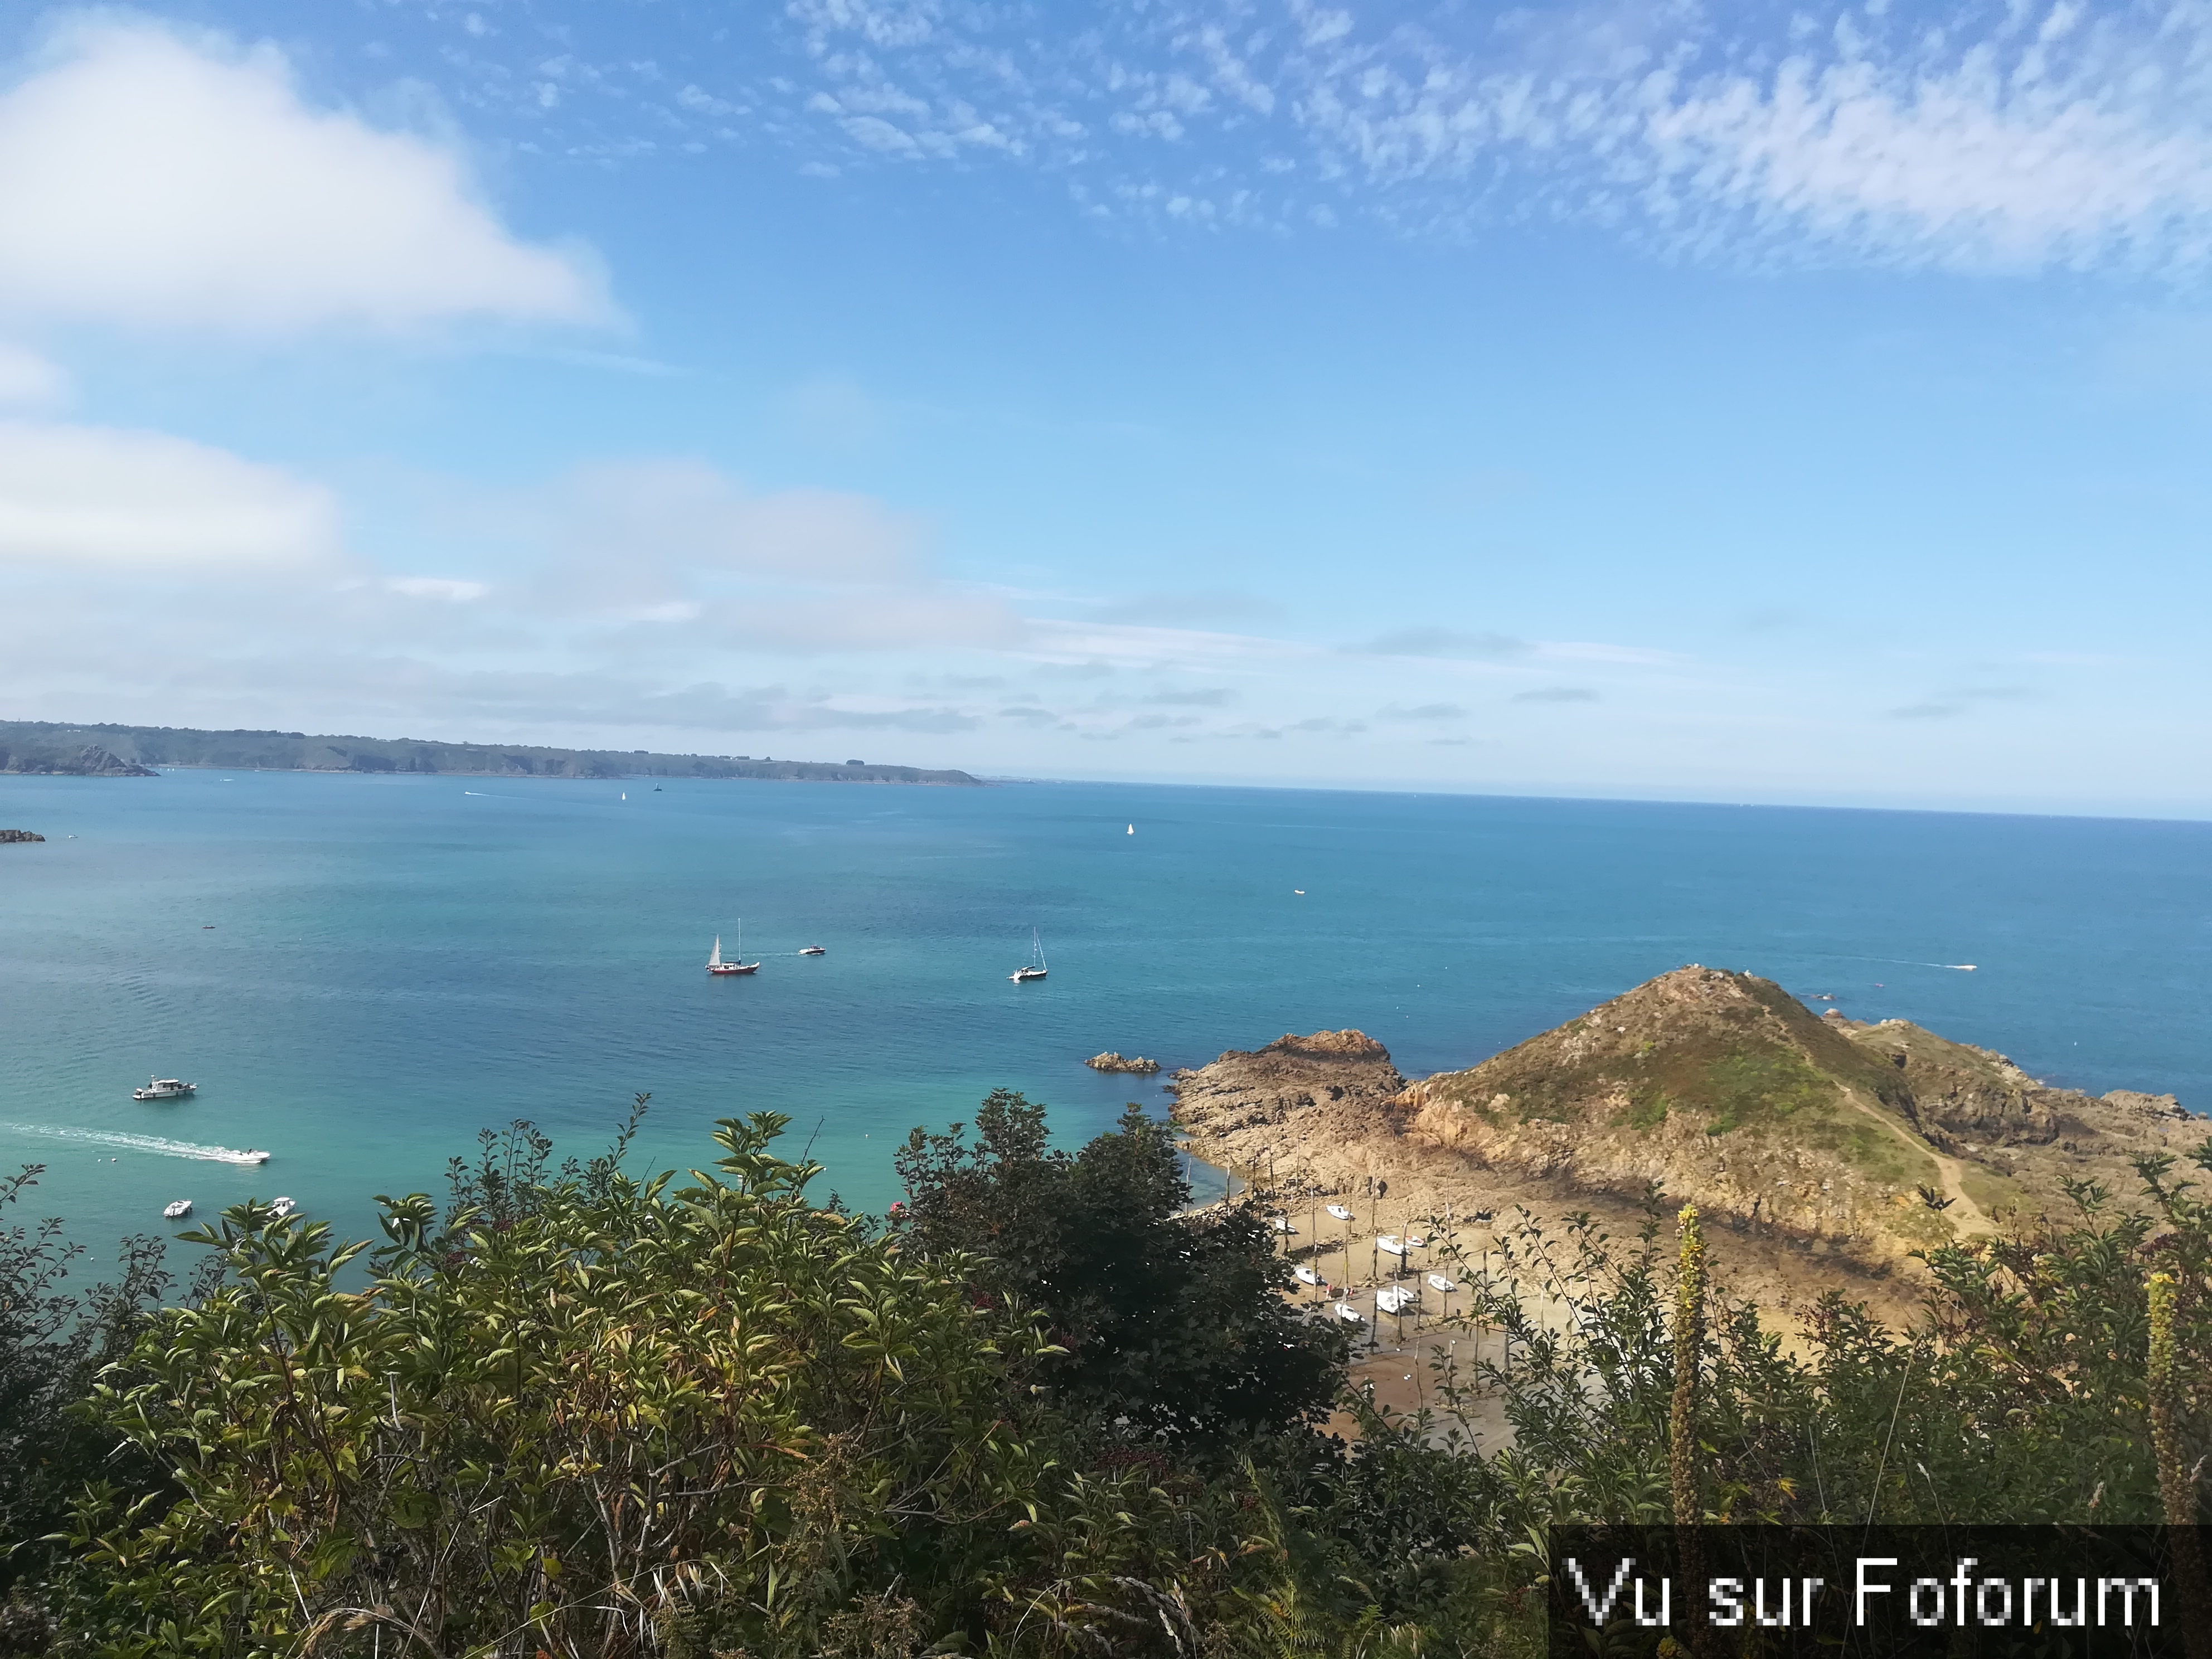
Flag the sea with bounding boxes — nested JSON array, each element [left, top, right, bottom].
[[2, 768, 2206, 1269]]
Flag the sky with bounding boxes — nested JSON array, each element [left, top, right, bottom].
[[0, 1, 2208, 814]]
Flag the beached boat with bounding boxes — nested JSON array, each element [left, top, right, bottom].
[[1294, 1266, 1321, 1286], [707, 930, 759, 976], [132, 1076, 195, 1100], [1326, 1204, 1354, 1221], [1377, 1235, 1408, 1257], [1332, 1302, 1364, 1324], [1375, 1287, 1415, 1314], [1270, 1216, 1296, 1234], [1010, 928, 1048, 982], [162, 1199, 192, 1220], [1426, 1272, 1458, 1294]]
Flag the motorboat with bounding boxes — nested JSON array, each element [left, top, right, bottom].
[[1332, 1302, 1364, 1324], [1426, 1273, 1459, 1294], [233, 1149, 271, 1166], [1377, 1235, 1408, 1257], [1405, 1234, 1428, 1249], [132, 1076, 196, 1100], [1375, 1287, 1415, 1314], [707, 930, 759, 976], [799, 945, 826, 956], [1325, 1204, 1354, 1221], [1270, 1216, 1296, 1234], [1294, 1265, 1321, 1286], [1010, 928, 1048, 982], [162, 1199, 192, 1220], [269, 1196, 297, 1220]]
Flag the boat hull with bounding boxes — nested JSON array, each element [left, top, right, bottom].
[[708, 963, 760, 975]]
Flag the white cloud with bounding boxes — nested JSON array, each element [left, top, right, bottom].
[[386, 576, 492, 601], [765, 0, 2212, 274], [0, 420, 341, 570], [552, 460, 919, 583], [0, 342, 67, 405], [0, 20, 611, 333]]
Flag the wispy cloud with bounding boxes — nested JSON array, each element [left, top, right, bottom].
[[756, 0, 2212, 274], [1512, 686, 1600, 704]]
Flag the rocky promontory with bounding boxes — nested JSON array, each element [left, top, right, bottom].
[[1086, 1051, 1162, 1074], [0, 828, 45, 843], [1170, 970, 2199, 1305]]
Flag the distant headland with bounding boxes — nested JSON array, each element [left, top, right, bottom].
[[0, 719, 982, 786]]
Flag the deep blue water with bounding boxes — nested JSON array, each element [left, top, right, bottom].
[[2, 769, 2206, 1267]]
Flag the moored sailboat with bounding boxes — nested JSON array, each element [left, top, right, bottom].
[[707, 928, 760, 976], [1010, 928, 1049, 982]]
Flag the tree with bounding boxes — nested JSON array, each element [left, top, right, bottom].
[[0, 1167, 177, 1605], [894, 1093, 1348, 1443]]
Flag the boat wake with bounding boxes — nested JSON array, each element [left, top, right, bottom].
[[0, 1123, 270, 1164]]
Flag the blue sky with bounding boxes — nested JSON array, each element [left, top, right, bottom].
[[0, 1, 2207, 813]]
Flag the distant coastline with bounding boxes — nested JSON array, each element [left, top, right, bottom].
[[0, 719, 982, 786]]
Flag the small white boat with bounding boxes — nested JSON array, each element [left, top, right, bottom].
[[232, 1149, 271, 1166], [1270, 1216, 1296, 1234], [1010, 928, 1049, 982], [1376, 1287, 1415, 1314], [1426, 1272, 1459, 1294], [132, 1076, 196, 1100], [162, 1199, 192, 1220], [1326, 1204, 1354, 1221], [1377, 1235, 1408, 1257], [1405, 1234, 1427, 1249], [1333, 1301, 1364, 1324], [269, 1196, 297, 1219], [707, 930, 759, 976], [798, 944, 826, 956], [1294, 1265, 1321, 1286]]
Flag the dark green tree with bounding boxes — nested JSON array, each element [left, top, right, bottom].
[[894, 1092, 1347, 1443]]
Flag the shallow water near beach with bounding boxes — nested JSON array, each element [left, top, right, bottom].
[[2, 768, 2206, 1264]]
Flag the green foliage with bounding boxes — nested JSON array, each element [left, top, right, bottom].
[[0, 1168, 182, 1598], [58, 1114, 1090, 1656], [894, 1092, 1348, 1442]]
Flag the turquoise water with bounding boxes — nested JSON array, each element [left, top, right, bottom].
[[2, 769, 2206, 1264]]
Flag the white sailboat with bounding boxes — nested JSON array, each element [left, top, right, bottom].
[[707, 926, 760, 976], [1010, 928, 1048, 982]]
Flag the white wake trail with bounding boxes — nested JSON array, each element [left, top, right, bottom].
[[1, 1123, 269, 1164]]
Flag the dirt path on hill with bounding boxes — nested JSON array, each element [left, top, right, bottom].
[[1841, 1087, 1993, 1237]]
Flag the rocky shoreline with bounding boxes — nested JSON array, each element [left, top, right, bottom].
[[1166, 969, 2198, 1318], [0, 828, 45, 843]]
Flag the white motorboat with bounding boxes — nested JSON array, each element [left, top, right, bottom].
[[1405, 1234, 1428, 1249], [1377, 1235, 1408, 1257], [1332, 1301, 1364, 1324], [1326, 1204, 1354, 1221], [1010, 928, 1049, 982], [707, 929, 759, 976], [232, 1149, 271, 1166], [1294, 1265, 1321, 1286], [162, 1199, 192, 1220], [1270, 1216, 1296, 1234], [799, 945, 826, 955], [1426, 1273, 1459, 1294], [1375, 1287, 1415, 1314], [132, 1076, 196, 1100], [269, 1196, 297, 1219]]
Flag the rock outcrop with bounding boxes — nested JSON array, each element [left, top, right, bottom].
[[0, 743, 155, 777], [1171, 969, 2200, 1286], [1086, 1052, 1162, 1074], [0, 828, 44, 843]]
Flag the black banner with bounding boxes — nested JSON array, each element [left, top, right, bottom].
[[1548, 1526, 2210, 1658]]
